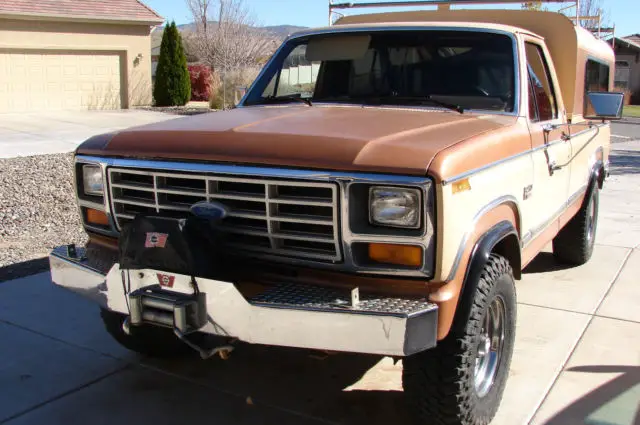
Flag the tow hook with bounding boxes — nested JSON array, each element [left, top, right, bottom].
[[123, 315, 233, 360], [122, 316, 132, 335], [173, 328, 235, 360]]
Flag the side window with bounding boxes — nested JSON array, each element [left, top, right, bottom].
[[262, 45, 320, 98], [525, 42, 558, 122], [584, 59, 610, 113]]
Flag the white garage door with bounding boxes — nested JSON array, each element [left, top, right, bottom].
[[0, 50, 122, 113]]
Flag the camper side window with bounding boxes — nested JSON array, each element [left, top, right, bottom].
[[584, 59, 610, 113]]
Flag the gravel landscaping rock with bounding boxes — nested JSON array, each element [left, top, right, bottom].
[[134, 105, 214, 116], [0, 153, 87, 276]]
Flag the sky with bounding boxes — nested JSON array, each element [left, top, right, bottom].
[[143, 0, 639, 37]]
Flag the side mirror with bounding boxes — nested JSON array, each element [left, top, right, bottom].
[[584, 91, 625, 121]]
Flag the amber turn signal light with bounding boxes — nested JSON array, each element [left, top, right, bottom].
[[85, 208, 109, 226], [368, 243, 422, 267]]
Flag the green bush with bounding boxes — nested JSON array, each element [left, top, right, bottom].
[[153, 21, 191, 107]]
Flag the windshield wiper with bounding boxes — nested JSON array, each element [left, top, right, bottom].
[[263, 94, 312, 107], [422, 96, 464, 114], [349, 95, 464, 114]]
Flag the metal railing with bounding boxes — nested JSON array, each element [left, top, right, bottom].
[[328, 0, 581, 26]]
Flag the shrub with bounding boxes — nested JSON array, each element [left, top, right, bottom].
[[188, 64, 212, 101], [615, 85, 633, 106], [153, 21, 191, 107], [208, 68, 260, 110]]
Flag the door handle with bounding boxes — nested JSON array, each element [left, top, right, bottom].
[[548, 159, 562, 175], [542, 124, 571, 142]]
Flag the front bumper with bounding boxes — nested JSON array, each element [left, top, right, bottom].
[[49, 246, 438, 356]]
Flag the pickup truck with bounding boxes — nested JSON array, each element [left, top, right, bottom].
[[49, 6, 624, 425]]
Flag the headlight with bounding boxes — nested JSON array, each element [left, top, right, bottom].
[[369, 187, 421, 228], [82, 165, 104, 196]]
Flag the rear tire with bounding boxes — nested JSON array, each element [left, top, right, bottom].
[[100, 308, 196, 358], [402, 254, 516, 425], [553, 184, 599, 265]]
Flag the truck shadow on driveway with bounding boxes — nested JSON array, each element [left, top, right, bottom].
[[0, 257, 49, 283], [522, 252, 577, 274], [542, 365, 640, 425], [144, 345, 409, 425]]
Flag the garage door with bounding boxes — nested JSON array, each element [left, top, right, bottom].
[[0, 50, 122, 112]]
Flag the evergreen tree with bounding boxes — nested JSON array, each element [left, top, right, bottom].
[[153, 21, 191, 106]]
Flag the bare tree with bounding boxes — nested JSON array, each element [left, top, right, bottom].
[[184, 0, 277, 74], [567, 0, 610, 29], [186, 0, 211, 33], [521, 2, 544, 11]]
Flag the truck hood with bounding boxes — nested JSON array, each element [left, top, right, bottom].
[[78, 105, 516, 175]]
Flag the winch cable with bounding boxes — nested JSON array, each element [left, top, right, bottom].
[[120, 268, 131, 314], [190, 275, 200, 295]]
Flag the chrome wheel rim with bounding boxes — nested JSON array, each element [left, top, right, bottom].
[[587, 196, 597, 243], [474, 296, 506, 398]]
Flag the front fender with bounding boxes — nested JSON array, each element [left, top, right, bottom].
[[443, 220, 519, 339]]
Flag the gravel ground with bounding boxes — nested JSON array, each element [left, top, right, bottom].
[[0, 153, 87, 276], [134, 105, 213, 116]]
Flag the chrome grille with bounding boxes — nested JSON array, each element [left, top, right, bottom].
[[108, 168, 341, 262]]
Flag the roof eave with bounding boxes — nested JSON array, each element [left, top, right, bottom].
[[0, 11, 164, 26], [612, 37, 640, 52]]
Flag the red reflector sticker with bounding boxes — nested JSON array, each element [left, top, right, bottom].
[[145, 232, 168, 248], [157, 273, 175, 288]]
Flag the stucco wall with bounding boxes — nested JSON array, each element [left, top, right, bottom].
[[615, 53, 640, 94], [0, 18, 154, 107]]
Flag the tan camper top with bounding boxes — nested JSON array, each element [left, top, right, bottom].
[[334, 9, 615, 120]]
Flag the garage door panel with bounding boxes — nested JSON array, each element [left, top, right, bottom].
[[0, 50, 122, 112]]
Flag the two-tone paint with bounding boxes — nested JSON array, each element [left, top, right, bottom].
[[67, 12, 613, 343]]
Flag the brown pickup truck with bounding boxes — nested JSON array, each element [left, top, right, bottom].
[[50, 5, 624, 425]]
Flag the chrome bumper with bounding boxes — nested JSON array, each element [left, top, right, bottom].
[[50, 246, 438, 356]]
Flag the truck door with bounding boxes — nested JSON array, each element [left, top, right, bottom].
[[523, 40, 572, 243]]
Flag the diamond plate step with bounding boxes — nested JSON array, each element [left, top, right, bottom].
[[249, 282, 436, 317]]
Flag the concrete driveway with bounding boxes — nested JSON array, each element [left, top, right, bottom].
[[0, 110, 179, 158], [0, 142, 638, 424]]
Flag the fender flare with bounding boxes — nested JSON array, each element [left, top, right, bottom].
[[452, 220, 519, 330], [590, 146, 606, 190]]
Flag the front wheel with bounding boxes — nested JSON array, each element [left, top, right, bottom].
[[402, 254, 516, 425]]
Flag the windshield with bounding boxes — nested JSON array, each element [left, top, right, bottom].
[[244, 30, 516, 113]]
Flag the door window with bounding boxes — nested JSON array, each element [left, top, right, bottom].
[[525, 43, 558, 122]]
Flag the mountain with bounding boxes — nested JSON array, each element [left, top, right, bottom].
[[262, 25, 309, 38], [152, 22, 308, 51], [175, 22, 307, 38]]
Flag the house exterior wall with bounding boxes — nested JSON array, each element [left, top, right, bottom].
[[615, 53, 640, 93], [0, 18, 154, 110], [614, 43, 640, 96]]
